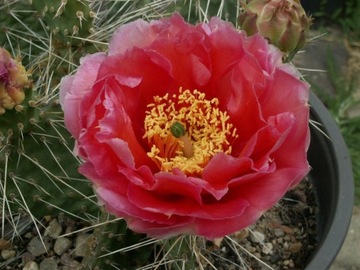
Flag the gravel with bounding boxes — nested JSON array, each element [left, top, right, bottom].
[[200, 176, 318, 269], [0, 177, 317, 269]]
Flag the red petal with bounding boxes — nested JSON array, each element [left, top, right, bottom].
[[96, 186, 193, 226], [60, 53, 106, 138]]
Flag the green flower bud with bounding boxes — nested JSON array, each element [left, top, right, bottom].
[[239, 0, 312, 61]]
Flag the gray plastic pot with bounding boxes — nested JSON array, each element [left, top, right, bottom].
[[305, 92, 354, 269]]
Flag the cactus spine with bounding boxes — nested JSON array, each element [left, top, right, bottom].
[[0, 1, 279, 269], [1, 0, 101, 224]]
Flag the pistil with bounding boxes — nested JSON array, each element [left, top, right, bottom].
[[170, 122, 194, 158]]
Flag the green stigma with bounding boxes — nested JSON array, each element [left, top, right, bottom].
[[170, 122, 186, 138]]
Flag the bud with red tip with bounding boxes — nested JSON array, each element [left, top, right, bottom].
[[0, 48, 31, 115]]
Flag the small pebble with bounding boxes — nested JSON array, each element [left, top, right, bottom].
[[23, 261, 39, 270], [54, 237, 72, 256], [64, 220, 77, 235], [246, 245, 256, 253], [281, 225, 294, 234], [1, 249, 16, 260], [61, 253, 83, 270], [22, 252, 35, 265], [57, 213, 66, 225], [270, 251, 281, 263], [262, 242, 273, 255], [27, 236, 51, 257], [45, 219, 63, 238], [212, 237, 223, 248], [0, 238, 12, 250], [288, 242, 303, 253], [74, 234, 96, 257], [283, 259, 290, 266], [234, 229, 249, 239], [274, 228, 285, 237], [250, 231, 265, 243], [24, 232, 33, 239], [39, 258, 58, 270], [254, 252, 261, 258]]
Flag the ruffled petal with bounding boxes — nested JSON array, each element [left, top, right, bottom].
[[60, 13, 310, 240], [60, 53, 106, 138]]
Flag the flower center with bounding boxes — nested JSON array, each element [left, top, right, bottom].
[[143, 87, 238, 175]]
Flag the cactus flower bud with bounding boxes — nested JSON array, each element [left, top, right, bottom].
[[0, 47, 31, 115], [239, 0, 312, 61]]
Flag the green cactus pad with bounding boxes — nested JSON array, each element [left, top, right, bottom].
[[79, 212, 153, 269], [0, 94, 99, 224], [32, 0, 95, 46]]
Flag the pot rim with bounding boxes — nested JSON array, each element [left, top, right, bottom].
[[305, 92, 354, 269]]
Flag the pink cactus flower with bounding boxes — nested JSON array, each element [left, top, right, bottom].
[[60, 13, 310, 239]]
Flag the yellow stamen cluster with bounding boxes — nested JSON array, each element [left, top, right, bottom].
[[143, 87, 238, 175]]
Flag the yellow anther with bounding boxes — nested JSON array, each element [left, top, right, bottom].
[[143, 88, 238, 176]]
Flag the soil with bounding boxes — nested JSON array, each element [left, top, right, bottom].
[[0, 176, 318, 270], [199, 176, 318, 270]]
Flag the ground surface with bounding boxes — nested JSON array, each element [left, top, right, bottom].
[[331, 206, 360, 270]]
